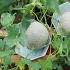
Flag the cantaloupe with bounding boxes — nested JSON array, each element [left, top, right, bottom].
[[26, 20, 49, 49], [60, 12, 70, 33]]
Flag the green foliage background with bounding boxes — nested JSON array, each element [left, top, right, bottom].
[[0, 0, 70, 70]]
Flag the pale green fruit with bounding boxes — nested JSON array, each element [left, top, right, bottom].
[[15, 20, 50, 60], [26, 20, 49, 49], [60, 12, 70, 33]]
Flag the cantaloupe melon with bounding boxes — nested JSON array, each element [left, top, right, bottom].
[[26, 20, 49, 49]]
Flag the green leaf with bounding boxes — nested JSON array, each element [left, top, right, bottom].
[[4, 36, 18, 48], [0, 39, 4, 49], [47, 0, 59, 12], [22, 17, 31, 30], [0, 49, 15, 58], [1, 13, 15, 27], [29, 62, 41, 70], [7, 25, 19, 37], [52, 61, 63, 70], [39, 58, 52, 70], [0, 0, 16, 13], [21, 58, 32, 65], [3, 55, 11, 65], [18, 18, 31, 46], [4, 25, 19, 47]]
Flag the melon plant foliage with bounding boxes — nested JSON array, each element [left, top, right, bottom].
[[0, 0, 70, 70]]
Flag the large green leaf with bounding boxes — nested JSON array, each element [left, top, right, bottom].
[[4, 25, 19, 47], [40, 0, 59, 12], [17, 18, 31, 46], [1, 13, 15, 27], [0, 0, 16, 13]]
